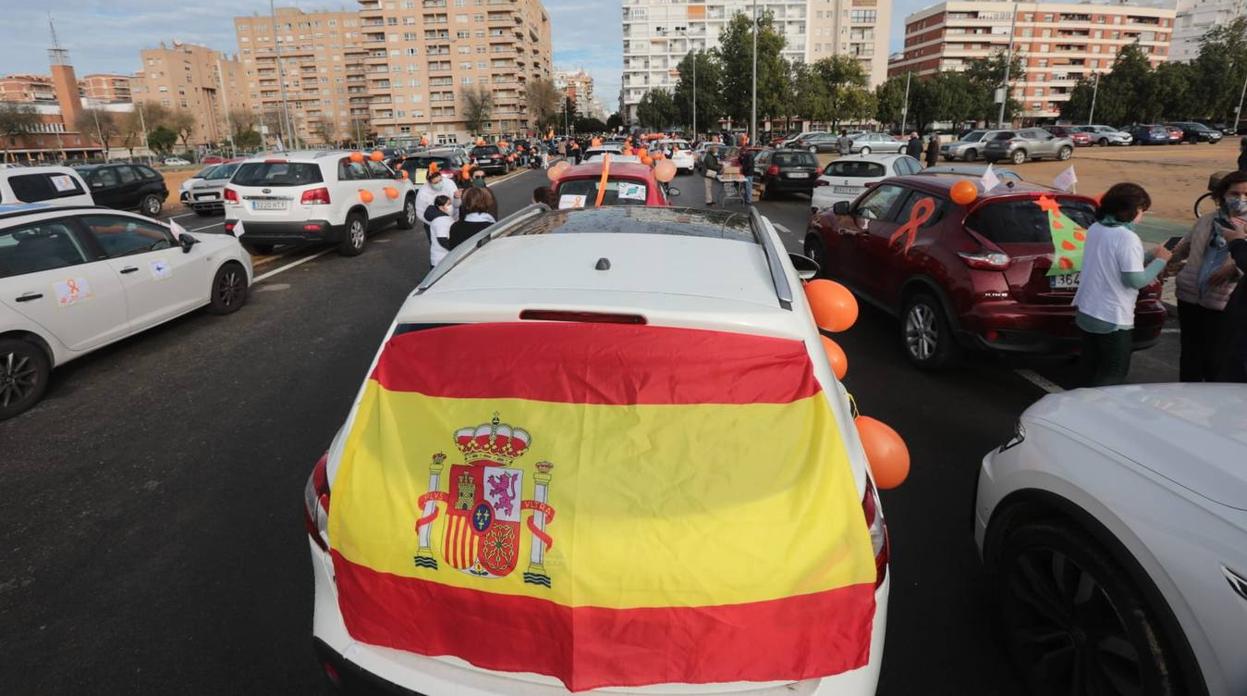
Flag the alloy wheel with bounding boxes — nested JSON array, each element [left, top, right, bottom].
[[350, 220, 365, 249], [0, 350, 38, 409], [144, 196, 161, 216], [405, 201, 416, 225], [217, 268, 243, 308], [905, 304, 937, 361]]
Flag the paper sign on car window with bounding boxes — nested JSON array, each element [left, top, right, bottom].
[[50, 175, 77, 192], [559, 194, 587, 209], [617, 183, 646, 201]]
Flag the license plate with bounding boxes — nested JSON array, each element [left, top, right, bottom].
[[834, 186, 859, 194], [787, 172, 809, 179], [251, 199, 286, 211], [195, 193, 218, 201], [1050, 272, 1080, 290]]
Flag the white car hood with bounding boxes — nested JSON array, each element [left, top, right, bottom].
[[1028, 384, 1247, 511]]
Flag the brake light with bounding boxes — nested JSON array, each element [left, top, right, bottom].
[[862, 476, 889, 589], [223, 187, 238, 203], [301, 187, 331, 205], [303, 452, 331, 551], [224, 221, 236, 233], [265, 159, 287, 164], [958, 250, 1012, 270], [767, 164, 780, 176], [519, 309, 646, 324]]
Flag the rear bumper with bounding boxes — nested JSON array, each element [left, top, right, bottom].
[[230, 219, 344, 246], [956, 300, 1166, 354], [474, 162, 508, 174], [764, 177, 816, 193]]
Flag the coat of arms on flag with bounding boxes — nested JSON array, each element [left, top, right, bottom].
[[413, 414, 556, 587]]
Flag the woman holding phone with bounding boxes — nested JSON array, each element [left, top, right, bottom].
[[1164, 170, 1247, 381]]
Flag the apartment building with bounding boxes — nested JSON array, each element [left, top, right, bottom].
[[620, 0, 892, 123], [1172, 0, 1245, 61], [554, 68, 596, 116], [355, 0, 554, 145], [0, 49, 102, 163], [0, 74, 58, 103], [132, 42, 247, 148], [889, 1, 1175, 120], [80, 74, 134, 103], [235, 7, 369, 148]]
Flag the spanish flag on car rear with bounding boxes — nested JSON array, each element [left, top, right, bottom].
[[328, 322, 878, 692]]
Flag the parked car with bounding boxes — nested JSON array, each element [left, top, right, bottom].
[[178, 165, 218, 206], [1045, 125, 1093, 147], [656, 139, 696, 174], [0, 203, 252, 420], [550, 161, 678, 207], [920, 164, 1024, 183], [0, 166, 93, 207], [941, 130, 1008, 162], [468, 144, 510, 175], [1073, 124, 1133, 146], [397, 149, 469, 185], [850, 132, 907, 155], [798, 132, 842, 154], [182, 160, 244, 216], [74, 163, 168, 217], [982, 129, 1075, 164], [811, 154, 923, 213], [804, 176, 1165, 368], [306, 204, 891, 695], [1164, 124, 1184, 143], [223, 151, 417, 257], [975, 383, 1247, 696], [749, 148, 821, 200], [782, 131, 825, 148], [162, 157, 190, 166], [1165, 121, 1224, 144], [200, 155, 225, 165], [1128, 124, 1172, 145]]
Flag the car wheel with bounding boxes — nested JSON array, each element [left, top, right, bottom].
[[964, 149, 977, 162], [141, 194, 163, 217], [1099, 137, 1109, 147], [242, 243, 275, 255], [803, 235, 828, 277], [207, 261, 248, 315], [0, 338, 50, 422], [1011, 149, 1028, 165], [396, 195, 417, 230], [859, 146, 871, 155], [994, 522, 1183, 696], [339, 212, 367, 257], [901, 293, 957, 369], [809, 146, 818, 154], [1057, 146, 1072, 161]]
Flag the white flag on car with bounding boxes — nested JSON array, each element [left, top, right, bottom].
[[980, 163, 1001, 192], [232, 220, 246, 239], [169, 219, 189, 238], [1053, 166, 1078, 192]]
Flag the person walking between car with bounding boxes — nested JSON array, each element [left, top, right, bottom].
[[1217, 220, 1247, 380], [925, 134, 940, 168], [572, 140, 582, 165], [416, 167, 460, 241], [1164, 170, 1247, 381], [738, 147, 756, 206], [836, 130, 853, 157], [702, 145, 723, 206], [426, 194, 454, 269], [449, 187, 498, 249], [1073, 183, 1172, 386], [905, 132, 923, 160]]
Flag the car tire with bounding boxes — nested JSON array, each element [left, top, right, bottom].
[[1011, 149, 1027, 165], [339, 212, 367, 257], [859, 146, 871, 155], [964, 149, 977, 162], [0, 338, 50, 422], [206, 262, 248, 315], [1098, 137, 1109, 146], [809, 146, 818, 154], [396, 195, 417, 230], [141, 194, 163, 217], [993, 521, 1183, 696], [242, 243, 275, 255], [803, 235, 828, 277], [901, 293, 957, 369], [1057, 146, 1072, 161]]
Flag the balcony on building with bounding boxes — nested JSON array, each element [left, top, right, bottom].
[[363, 32, 386, 43]]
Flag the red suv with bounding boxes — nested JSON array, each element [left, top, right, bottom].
[[803, 176, 1166, 368]]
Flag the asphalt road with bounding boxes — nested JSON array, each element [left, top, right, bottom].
[[0, 166, 1182, 694]]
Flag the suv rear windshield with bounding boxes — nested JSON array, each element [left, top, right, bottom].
[[967, 198, 1096, 245], [232, 162, 323, 187], [772, 152, 817, 167], [471, 146, 500, 156], [7, 172, 87, 202], [404, 156, 460, 170], [825, 160, 884, 177], [506, 206, 756, 243], [206, 163, 240, 180], [557, 178, 649, 206]]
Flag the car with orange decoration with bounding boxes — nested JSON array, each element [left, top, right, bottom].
[[548, 159, 682, 208], [804, 176, 1166, 368]]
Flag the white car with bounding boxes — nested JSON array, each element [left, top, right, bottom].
[[223, 151, 417, 256], [810, 154, 923, 213], [0, 166, 93, 208], [0, 203, 252, 420], [163, 157, 191, 166], [656, 139, 696, 174], [1076, 124, 1133, 146], [305, 205, 891, 695], [975, 384, 1247, 696]]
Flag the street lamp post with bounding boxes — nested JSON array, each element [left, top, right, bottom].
[[1088, 72, 1100, 126], [997, 2, 1018, 129], [270, 0, 295, 150], [1234, 67, 1247, 134], [900, 71, 912, 134], [750, 0, 758, 144]]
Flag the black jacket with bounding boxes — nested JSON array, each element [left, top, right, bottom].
[[1220, 238, 1247, 381], [905, 138, 923, 159], [448, 219, 494, 250]]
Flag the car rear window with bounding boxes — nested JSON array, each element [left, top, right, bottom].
[[232, 162, 323, 187], [206, 163, 240, 180], [556, 178, 649, 206], [503, 206, 756, 243], [773, 152, 816, 167], [7, 173, 87, 202], [825, 160, 886, 177], [472, 146, 500, 156], [967, 198, 1096, 245]]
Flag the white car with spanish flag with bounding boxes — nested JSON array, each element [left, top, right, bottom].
[[222, 150, 417, 257], [305, 204, 909, 695]]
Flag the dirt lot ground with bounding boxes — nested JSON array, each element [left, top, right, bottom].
[[160, 167, 199, 212]]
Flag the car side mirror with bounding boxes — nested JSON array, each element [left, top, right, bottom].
[[666, 186, 681, 198], [832, 201, 851, 215], [789, 252, 820, 281], [179, 233, 199, 254]]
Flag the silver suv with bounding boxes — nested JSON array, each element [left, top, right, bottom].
[[941, 129, 1007, 162], [1076, 125, 1133, 146], [982, 128, 1074, 164]]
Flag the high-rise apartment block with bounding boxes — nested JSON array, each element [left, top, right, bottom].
[[1172, 0, 1244, 62], [234, 8, 369, 148], [132, 42, 247, 148], [554, 68, 597, 117], [80, 74, 134, 104], [889, 1, 1175, 120], [354, 0, 553, 145], [620, 0, 892, 124]]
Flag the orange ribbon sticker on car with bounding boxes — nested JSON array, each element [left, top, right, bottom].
[[888, 197, 936, 255]]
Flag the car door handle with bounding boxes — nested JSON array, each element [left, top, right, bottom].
[[15, 292, 43, 302], [120, 266, 139, 274]]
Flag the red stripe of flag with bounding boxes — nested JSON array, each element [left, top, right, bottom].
[[332, 551, 875, 692], [371, 323, 820, 405]]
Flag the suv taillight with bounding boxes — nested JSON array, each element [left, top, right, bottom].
[[767, 164, 780, 176], [958, 250, 1012, 271], [862, 476, 888, 588], [304, 452, 331, 551], [816, 179, 829, 187], [301, 187, 331, 205], [223, 187, 238, 203]]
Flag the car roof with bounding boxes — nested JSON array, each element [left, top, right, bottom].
[[242, 150, 348, 162], [558, 161, 655, 179], [826, 153, 908, 163], [883, 175, 1076, 199], [1, 165, 83, 177], [920, 165, 1024, 181], [0, 204, 149, 224]]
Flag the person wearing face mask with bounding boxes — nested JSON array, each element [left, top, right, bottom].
[[416, 166, 461, 238], [1164, 170, 1247, 381], [1073, 183, 1172, 386], [426, 194, 455, 268]]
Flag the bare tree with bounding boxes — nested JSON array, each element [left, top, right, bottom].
[[312, 119, 337, 147], [463, 84, 494, 136], [228, 108, 258, 137], [0, 102, 40, 163], [75, 109, 121, 160], [166, 109, 197, 154], [524, 78, 561, 132], [119, 110, 146, 159]]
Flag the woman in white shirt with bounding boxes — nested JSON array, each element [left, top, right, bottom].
[[1072, 183, 1172, 386], [426, 195, 454, 268]]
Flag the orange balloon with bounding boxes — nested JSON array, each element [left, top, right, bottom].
[[820, 335, 848, 380], [950, 179, 978, 206], [547, 161, 570, 182], [804, 279, 858, 332], [591, 138, 602, 147], [383, 186, 399, 200], [638, 148, 649, 158], [419, 136, 430, 146], [349, 151, 364, 163], [358, 189, 374, 204], [401, 170, 409, 179], [641, 155, 653, 166], [370, 150, 384, 162], [653, 160, 677, 182], [856, 416, 910, 489]]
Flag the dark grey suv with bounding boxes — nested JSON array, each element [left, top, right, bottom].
[[982, 128, 1075, 164]]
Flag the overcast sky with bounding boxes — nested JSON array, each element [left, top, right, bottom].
[[0, 0, 933, 113]]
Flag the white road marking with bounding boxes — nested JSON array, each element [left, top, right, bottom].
[[1014, 369, 1065, 394], [1161, 328, 1180, 334], [167, 213, 196, 221], [186, 222, 225, 233], [253, 248, 332, 283]]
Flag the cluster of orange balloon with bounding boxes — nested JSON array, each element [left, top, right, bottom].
[[803, 279, 910, 490], [546, 160, 571, 182]]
